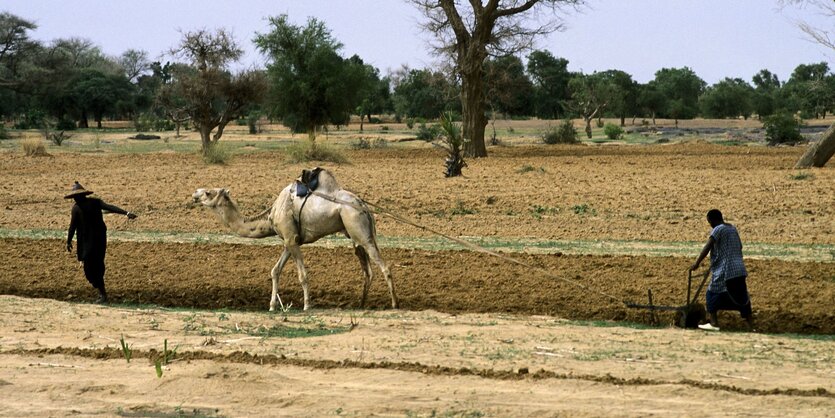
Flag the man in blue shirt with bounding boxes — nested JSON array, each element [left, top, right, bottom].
[[690, 209, 753, 331]]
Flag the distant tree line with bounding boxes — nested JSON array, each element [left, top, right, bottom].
[[1, 11, 833, 146]]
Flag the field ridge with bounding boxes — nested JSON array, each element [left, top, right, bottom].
[[3, 227, 832, 262]]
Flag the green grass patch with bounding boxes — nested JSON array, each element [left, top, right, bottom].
[[789, 171, 814, 181], [244, 323, 351, 338], [517, 164, 545, 173]]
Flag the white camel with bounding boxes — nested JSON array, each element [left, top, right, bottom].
[[192, 168, 398, 311]]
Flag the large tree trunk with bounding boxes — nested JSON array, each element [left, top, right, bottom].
[[795, 123, 835, 168], [199, 125, 212, 155], [583, 116, 593, 139], [461, 70, 488, 158]]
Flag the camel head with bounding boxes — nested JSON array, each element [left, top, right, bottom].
[[192, 188, 232, 209]]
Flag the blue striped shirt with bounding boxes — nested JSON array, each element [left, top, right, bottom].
[[707, 223, 747, 293]]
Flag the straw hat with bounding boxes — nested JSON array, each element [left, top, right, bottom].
[[64, 181, 94, 199]]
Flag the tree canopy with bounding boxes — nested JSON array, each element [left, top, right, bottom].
[[255, 15, 365, 138]]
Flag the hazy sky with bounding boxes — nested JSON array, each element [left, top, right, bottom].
[[3, 0, 832, 84]]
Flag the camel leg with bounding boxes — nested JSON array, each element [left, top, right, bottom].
[[269, 248, 291, 312], [363, 242, 398, 309], [354, 245, 373, 308], [287, 244, 310, 310]]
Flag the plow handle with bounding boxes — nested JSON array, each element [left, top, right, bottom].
[[686, 271, 692, 307], [689, 270, 710, 306]]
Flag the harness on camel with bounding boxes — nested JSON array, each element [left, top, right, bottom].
[[293, 167, 323, 244]]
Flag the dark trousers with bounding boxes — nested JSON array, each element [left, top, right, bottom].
[[82, 257, 106, 293], [706, 276, 751, 318]]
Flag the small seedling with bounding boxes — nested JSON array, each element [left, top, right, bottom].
[[119, 335, 132, 363], [572, 203, 595, 215], [162, 339, 178, 365], [154, 359, 163, 378]]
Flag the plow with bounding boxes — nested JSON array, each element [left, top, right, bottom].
[[625, 270, 710, 328]]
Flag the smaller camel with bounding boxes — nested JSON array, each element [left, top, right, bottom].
[[192, 168, 397, 311]]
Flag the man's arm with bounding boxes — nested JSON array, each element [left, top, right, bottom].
[[100, 201, 137, 219], [67, 205, 79, 252], [690, 236, 715, 271]]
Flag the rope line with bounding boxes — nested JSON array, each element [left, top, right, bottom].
[[311, 190, 624, 305]]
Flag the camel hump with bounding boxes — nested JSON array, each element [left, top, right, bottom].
[[297, 167, 340, 195]]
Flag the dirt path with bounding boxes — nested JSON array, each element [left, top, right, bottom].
[[1, 296, 832, 417]]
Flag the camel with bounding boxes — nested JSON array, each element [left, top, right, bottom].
[[192, 168, 398, 311]]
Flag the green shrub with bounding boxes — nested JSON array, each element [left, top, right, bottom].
[[416, 123, 442, 141], [406, 118, 415, 129], [542, 120, 578, 144], [202, 142, 231, 165], [135, 113, 174, 132], [603, 123, 624, 140], [0, 125, 9, 140], [55, 117, 76, 131], [246, 110, 263, 134], [763, 113, 803, 145], [285, 141, 348, 164]]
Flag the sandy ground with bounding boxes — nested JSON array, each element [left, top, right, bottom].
[[1, 295, 833, 417]]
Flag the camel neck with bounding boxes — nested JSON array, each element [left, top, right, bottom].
[[213, 203, 275, 238]]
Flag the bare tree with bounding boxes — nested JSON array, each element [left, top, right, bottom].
[[118, 49, 150, 82], [169, 29, 266, 154], [781, 0, 835, 167], [411, 0, 583, 157]]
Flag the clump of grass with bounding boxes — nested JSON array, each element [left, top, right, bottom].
[[530, 205, 559, 219], [350, 137, 388, 150], [285, 141, 348, 164], [119, 335, 132, 363], [790, 171, 814, 181], [202, 143, 231, 165], [154, 359, 163, 378], [517, 164, 545, 174], [21, 138, 49, 156], [572, 203, 595, 215], [450, 200, 477, 215]]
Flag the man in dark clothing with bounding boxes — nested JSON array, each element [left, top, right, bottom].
[[690, 209, 753, 331], [65, 182, 137, 303]]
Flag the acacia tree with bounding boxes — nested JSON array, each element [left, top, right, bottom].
[[781, 0, 835, 167], [412, 0, 583, 157], [0, 12, 37, 87], [169, 29, 265, 154], [254, 15, 365, 141], [569, 72, 614, 138]]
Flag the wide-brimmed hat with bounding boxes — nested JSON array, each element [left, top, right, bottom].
[[64, 181, 94, 199]]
